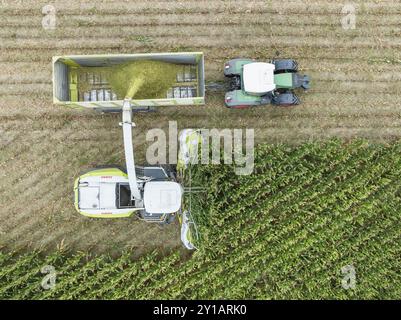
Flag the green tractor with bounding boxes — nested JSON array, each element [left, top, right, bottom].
[[224, 59, 310, 108]]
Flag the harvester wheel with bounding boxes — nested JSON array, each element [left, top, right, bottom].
[[94, 106, 157, 113]]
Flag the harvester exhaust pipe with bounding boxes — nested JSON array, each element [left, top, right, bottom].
[[120, 98, 142, 201]]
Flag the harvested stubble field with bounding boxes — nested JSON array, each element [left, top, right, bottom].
[[1, 0, 401, 255]]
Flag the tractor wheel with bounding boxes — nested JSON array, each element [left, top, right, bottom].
[[272, 92, 300, 106], [272, 59, 298, 73]]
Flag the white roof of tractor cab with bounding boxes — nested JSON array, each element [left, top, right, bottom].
[[243, 62, 276, 95], [144, 181, 182, 214]]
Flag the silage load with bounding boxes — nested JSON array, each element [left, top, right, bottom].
[[77, 60, 182, 100]]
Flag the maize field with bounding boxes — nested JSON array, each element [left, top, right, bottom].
[[1, 140, 400, 299]]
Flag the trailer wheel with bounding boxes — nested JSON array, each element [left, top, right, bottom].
[[228, 105, 251, 109], [78, 165, 126, 176], [229, 76, 241, 91]]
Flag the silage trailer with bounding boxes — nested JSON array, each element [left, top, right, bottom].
[[52, 52, 309, 249]]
